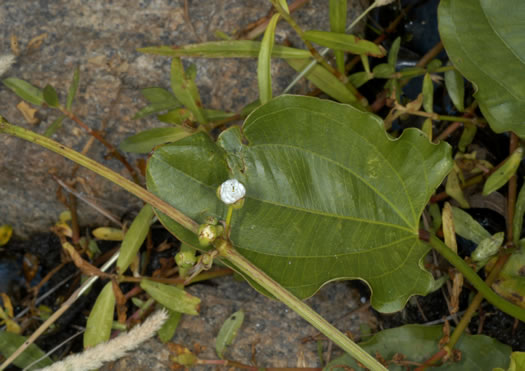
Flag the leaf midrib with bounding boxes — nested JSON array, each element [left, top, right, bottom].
[[249, 142, 416, 231]]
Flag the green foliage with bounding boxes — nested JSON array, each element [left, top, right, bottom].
[[146, 95, 452, 312], [0, 331, 53, 369], [326, 325, 511, 370], [119, 127, 192, 154], [258, 14, 280, 104], [303, 30, 385, 57], [215, 310, 244, 359], [2, 77, 44, 106], [116, 204, 154, 272], [140, 279, 201, 315], [439, 0, 525, 136], [84, 282, 115, 348]]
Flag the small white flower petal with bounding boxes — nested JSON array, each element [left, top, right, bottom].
[[219, 179, 246, 204]]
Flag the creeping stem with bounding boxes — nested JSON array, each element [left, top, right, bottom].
[[427, 233, 525, 322]]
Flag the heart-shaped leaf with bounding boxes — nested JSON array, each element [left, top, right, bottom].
[[146, 96, 452, 312], [438, 0, 525, 136]]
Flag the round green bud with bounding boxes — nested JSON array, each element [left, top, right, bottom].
[[198, 224, 219, 247], [175, 251, 197, 268]]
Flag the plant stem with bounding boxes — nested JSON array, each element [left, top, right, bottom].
[[58, 106, 140, 184], [427, 233, 525, 322], [217, 241, 387, 371], [0, 118, 199, 235]]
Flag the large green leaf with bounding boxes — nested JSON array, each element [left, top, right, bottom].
[[146, 96, 452, 312], [438, 0, 525, 136], [325, 325, 511, 370]]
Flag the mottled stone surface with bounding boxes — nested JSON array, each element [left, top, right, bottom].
[[0, 0, 365, 237], [101, 277, 372, 370]]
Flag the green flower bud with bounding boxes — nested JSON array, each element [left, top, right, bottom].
[[198, 224, 219, 247], [175, 250, 197, 269]]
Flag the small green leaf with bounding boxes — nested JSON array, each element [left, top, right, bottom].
[[119, 127, 192, 154], [258, 14, 280, 104], [0, 331, 53, 369], [483, 147, 523, 196], [422, 118, 433, 140], [66, 67, 80, 110], [215, 310, 244, 359], [491, 250, 525, 309], [471, 232, 504, 264], [43, 115, 66, 137], [387, 37, 401, 67], [348, 71, 372, 88], [138, 41, 311, 59], [0, 225, 13, 246], [3, 77, 44, 106], [140, 279, 200, 315], [458, 123, 476, 152], [326, 325, 511, 370], [170, 58, 206, 124], [446, 168, 469, 208], [157, 108, 193, 125], [513, 182, 525, 246], [330, 0, 347, 73], [158, 309, 182, 343], [451, 206, 491, 244], [372, 63, 395, 78], [43, 84, 59, 107], [494, 352, 525, 371], [427, 59, 443, 71], [142, 87, 178, 104], [303, 30, 385, 57], [84, 282, 115, 348], [117, 204, 154, 272], [444, 67, 465, 112], [422, 73, 434, 113], [286, 59, 357, 104]]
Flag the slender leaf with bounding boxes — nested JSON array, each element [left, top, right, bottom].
[[43, 84, 59, 107], [117, 204, 154, 272], [492, 250, 525, 309], [3, 77, 44, 106], [483, 147, 523, 195], [325, 325, 511, 370], [146, 95, 453, 312], [141, 87, 178, 104], [348, 71, 372, 88], [84, 282, 115, 348], [513, 182, 525, 246], [387, 37, 401, 67], [0, 331, 52, 369], [216, 310, 244, 359], [439, 0, 525, 135], [451, 206, 491, 244], [140, 279, 200, 315], [303, 30, 385, 57], [458, 123, 476, 152], [422, 73, 433, 113], [286, 59, 357, 104], [170, 58, 206, 124], [330, 0, 347, 73], [138, 41, 311, 59], [119, 127, 192, 154], [43, 115, 66, 137], [66, 67, 80, 110], [373, 63, 395, 78], [444, 67, 464, 112], [0, 225, 13, 246], [257, 14, 280, 104], [158, 309, 182, 343]]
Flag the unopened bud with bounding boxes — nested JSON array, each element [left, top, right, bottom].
[[198, 224, 220, 247], [217, 179, 246, 205]]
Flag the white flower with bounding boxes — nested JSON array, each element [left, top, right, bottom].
[[218, 179, 246, 204], [0, 54, 16, 77]]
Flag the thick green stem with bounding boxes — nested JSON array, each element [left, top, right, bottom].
[[218, 242, 387, 371], [428, 233, 525, 322], [0, 118, 199, 235]]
